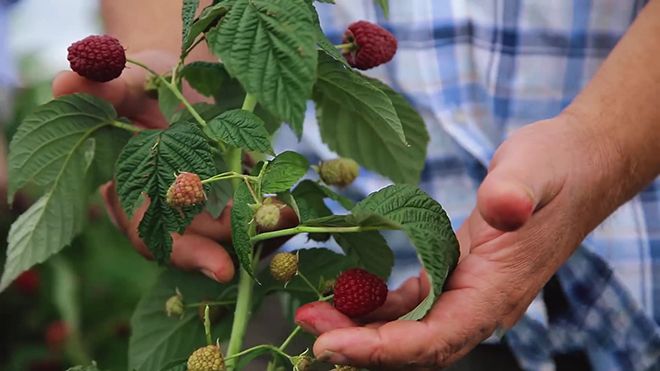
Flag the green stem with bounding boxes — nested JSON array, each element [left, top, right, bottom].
[[335, 42, 355, 50], [112, 120, 141, 133], [185, 300, 236, 308], [224, 92, 262, 368], [241, 93, 258, 112], [251, 225, 390, 244], [224, 344, 290, 364], [279, 326, 301, 351], [126, 58, 207, 128], [204, 306, 213, 346], [200, 172, 257, 185], [225, 247, 262, 369], [298, 272, 323, 299]]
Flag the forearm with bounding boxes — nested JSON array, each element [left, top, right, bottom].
[[100, 0, 213, 60], [563, 0, 660, 222]]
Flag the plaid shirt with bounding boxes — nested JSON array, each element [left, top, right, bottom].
[[277, 0, 660, 369]]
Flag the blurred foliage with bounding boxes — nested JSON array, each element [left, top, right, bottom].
[[0, 79, 159, 370]]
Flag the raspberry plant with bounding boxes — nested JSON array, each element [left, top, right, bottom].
[[2, 1, 459, 369]]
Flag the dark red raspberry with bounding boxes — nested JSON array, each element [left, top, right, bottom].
[[67, 35, 126, 82], [333, 268, 388, 317], [14, 269, 40, 295], [343, 21, 397, 70], [166, 172, 206, 208], [45, 320, 69, 350]]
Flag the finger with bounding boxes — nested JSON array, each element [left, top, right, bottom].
[[313, 285, 501, 368], [477, 144, 564, 232], [170, 234, 235, 283], [186, 205, 233, 243], [295, 301, 357, 336]]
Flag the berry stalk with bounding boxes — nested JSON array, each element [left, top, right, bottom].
[[251, 225, 395, 244], [224, 93, 260, 369]]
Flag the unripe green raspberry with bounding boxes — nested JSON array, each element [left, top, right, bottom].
[[187, 345, 225, 371], [254, 203, 281, 231], [293, 355, 314, 371], [269, 252, 298, 283], [318, 158, 359, 187], [165, 289, 184, 318]]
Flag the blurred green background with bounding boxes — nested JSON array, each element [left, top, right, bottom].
[[1, 2, 160, 369]]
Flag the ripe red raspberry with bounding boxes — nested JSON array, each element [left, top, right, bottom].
[[166, 172, 206, 208], [333, 268, 388, 317], [342, 21, 397, 70], [13, 269, 40, 295], [67, 35, 126, 82], [45, 320, 69, 350]]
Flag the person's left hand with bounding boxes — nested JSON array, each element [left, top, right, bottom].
[[295, 113, 620, 369]]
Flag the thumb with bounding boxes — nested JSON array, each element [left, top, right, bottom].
[[478, 137, 564, 231]]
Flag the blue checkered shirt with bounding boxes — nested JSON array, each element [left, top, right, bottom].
[[276, 1, 660, 369]]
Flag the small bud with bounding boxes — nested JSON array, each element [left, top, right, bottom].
[[269, 252, 298, 283], [293, 355, 314, 371], [166, 172, 206, 208], [318, 158, 359, 187], [320, 278, 336, 296], [165, 289, 185, 318], [254, 202, 281, 231]]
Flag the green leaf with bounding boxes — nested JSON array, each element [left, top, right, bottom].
[[181, 62, 228, 97], [315, 54, 426, 183], [1, 141, 93, 291], [8, 93, 117, 201], [50, 256, 81, 330], [352, 185, 459, 320], [206, 0, 317, 136], [275, 190, 301, 223], [308, 1, 348, 68], [114, 124, 216, 263], [157, 82, 181, 122], [230, 181, 257, 276], [365, 77, 430, 182], [334, 232, 393, 280], [128, 269, 234, 371], [183, 2, 231, 52], [261, 151, 309, 194], [206, 109, 273, 154], [88, 125, 131, 185], [291, 180, 332, 223], [374, 0, 389, 17], [181, 0, 200, 52], [2, 94, 117, 291]]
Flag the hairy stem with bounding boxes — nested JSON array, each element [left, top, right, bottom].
[[111, 120, 141, 133], [251, 225, 390, 244], [298, 272, 323, 298], [225, 92, 261, 368], [126, 58, 207, 128]]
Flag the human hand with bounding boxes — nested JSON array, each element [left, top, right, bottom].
[[295, 114, 619, 369], [51, 50, 297, 282]]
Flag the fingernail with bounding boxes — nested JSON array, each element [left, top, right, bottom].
[[318, 350, 349, 365], [201, 269, 219, 282]]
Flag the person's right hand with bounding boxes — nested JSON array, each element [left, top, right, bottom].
[[52, 50, 237, 282]]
